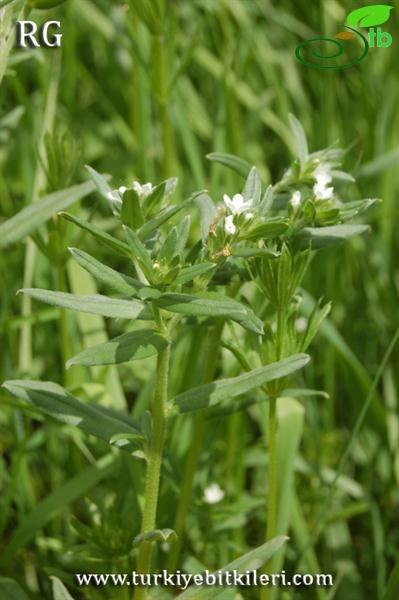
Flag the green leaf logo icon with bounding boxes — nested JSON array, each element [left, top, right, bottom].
[[347, 5, 394, 28]]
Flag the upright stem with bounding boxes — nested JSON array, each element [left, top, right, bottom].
[[135, 341, 170, 600], [167, 323, 223, 571], [266, 396, 277, 542], [262, 307, 285, 600]]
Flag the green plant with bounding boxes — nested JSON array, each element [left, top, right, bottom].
[[2, 113, 376, 598]]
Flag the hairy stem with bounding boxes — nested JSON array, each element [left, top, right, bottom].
[[134, 340, 170, 600]]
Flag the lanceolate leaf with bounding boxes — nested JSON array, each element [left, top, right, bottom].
[[194, 193, 217, 243], [60, 212, 132, 257], [19, 289, 152, 320], [242, 166, 262, 205], [171, 353, 310, 413], [206, 152, 252, 178], [175, 263, 217, 285], [177, 536, 288, 599], [288, 113, 308, 163], [298, 224, 370, 248], [69, 248, 143, 296], [1, 380, 144, 452], [156, 291, 264, 334], [66, 329, 168, 368], [0, 181, 95, 249]]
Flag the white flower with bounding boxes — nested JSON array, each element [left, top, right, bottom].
[[224, 214, 236, 235], [244, 212, 254, 221], [295, 317, 308, 333], [203, 483, 225, 504], [313, 181, 334, 200], [132, 181, 154, 198], [314, 164, 332, 186], [223, 193, 252, 215], [313, 164, 334, 200], [290, 190, 302, 211], [106, 185, 127, 203]]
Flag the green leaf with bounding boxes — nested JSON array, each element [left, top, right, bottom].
[[177, 536, 288, 598], [0, 578, 30, 600], [258, 184, 274, 215], [174, 263, 217, 285], [288, 113, 308, 163], [242, 166, 261, 205], [299, 299, 331, 352], [171, 354, 310, 413], [123, 226, 154, 279], [1, 380, 144, 452], [85, 165, 113, 198], [231, 247, 278, 258], [0, 181, 95, 249], [69, 248, 143, 296], [0, 454, 116, 566], [60, 212, 132, 257], [206, 152, 251, 178], [242, 220, 289, 240], [156, 291, 264, 334], [383, 555, 399, 600], [194, 193, 217, 243], [158, 226, 179, 263], [133, 528, 177, 548], [19, 289, 152, 320], [138, 191, 199, 239], [121, 189, 144, 229], [51, 577, 76, 600], [347, 5, 393, 28], [298, 224, 370, 248], [144, 177, 177, 214], [66, 329, 168, 368]]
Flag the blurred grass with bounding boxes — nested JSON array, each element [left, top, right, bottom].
[[0, 0, 398, 598]]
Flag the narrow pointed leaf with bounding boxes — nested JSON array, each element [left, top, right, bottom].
[[194, 193, 217, 243], [60, 212, 131, 257], [66, 329, 168, 368], [175, 263, 217, 285], [206, 152, 251, 178], [123, 226, 154, 278], [177, 536, 288, 598], [69, 248, 143, 296], [288, 113, 308, 163], [2, 380, 144, 452], [242, 166, 261, 205], [155, 291, 263, 334], [0, 181, 96, 249], [298, 224, 370, 248], [85, 165, 113, 198], [19, 289, 152, 320], [171, 353, 310, 413]]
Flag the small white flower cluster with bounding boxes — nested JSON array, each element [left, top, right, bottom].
[[223, 193, 254, 235], [313, 164, 334, 200], [107, 181, 154, 204], [203, 482, 225, 504], [290, 190, 302, 211]]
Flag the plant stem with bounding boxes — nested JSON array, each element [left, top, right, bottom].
[[134, 340, 170, 600], [167, 323, 223, 571], [266, 396, 277, 542]]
